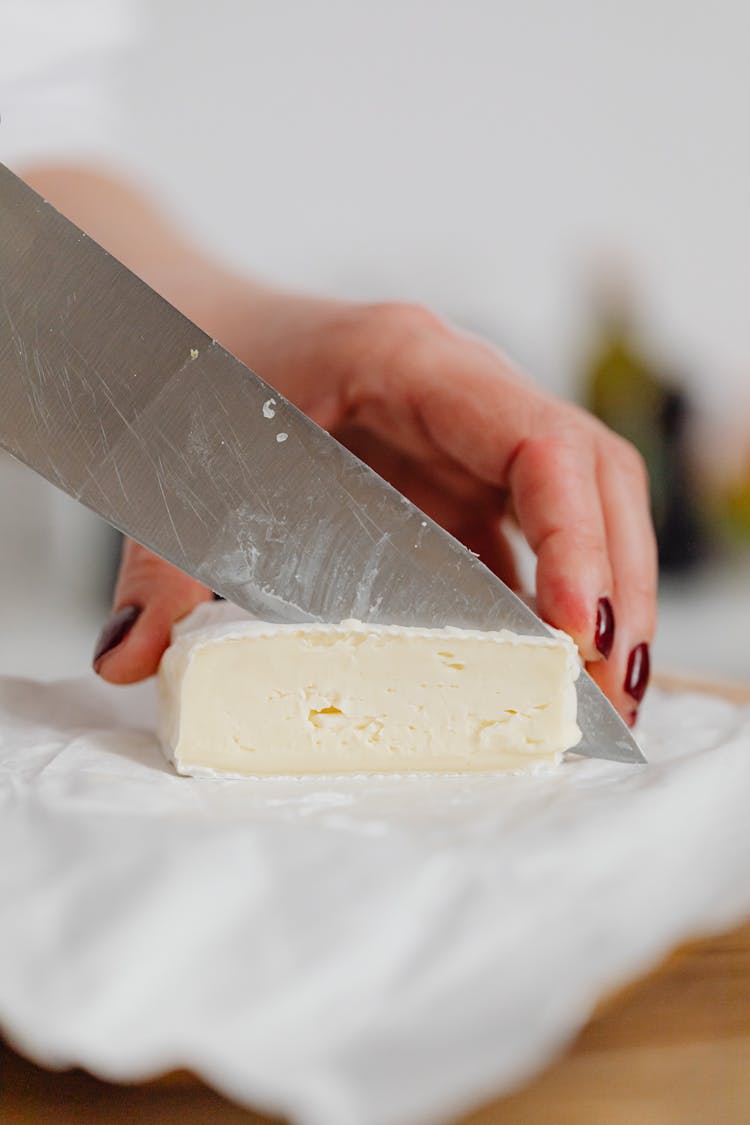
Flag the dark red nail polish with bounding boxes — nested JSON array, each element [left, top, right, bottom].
[[625, 643, 650, 703], [595, 597, 615, 659], [627, 708, 638, 728], [93, 605, 141, 668]]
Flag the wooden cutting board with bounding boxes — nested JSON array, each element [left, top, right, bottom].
[[2, 673, 749, 1125]]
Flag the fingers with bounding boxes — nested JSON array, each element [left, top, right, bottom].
[[508, 435, 615, 664], [586, 442, 658, 722], [350, 306, 657, 718], [93, 541, 212, 684], [509, 430, 657, 721]]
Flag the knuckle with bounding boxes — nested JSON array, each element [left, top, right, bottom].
[[572, 527, 609, 556], [367, 301, 448, 345], [514, 435, 561, 473], [514, 430, 591, 482], [622, 551, 659, 602], [614, 438, 650, 487], [537, 522, 607, 561], [635, 579, 658, 602], [627, 585, 658, 616]]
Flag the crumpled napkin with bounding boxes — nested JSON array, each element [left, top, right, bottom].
[[1, 672, 749, 1125]]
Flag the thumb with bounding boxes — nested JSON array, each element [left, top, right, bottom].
[[93, 540, 212, 684]]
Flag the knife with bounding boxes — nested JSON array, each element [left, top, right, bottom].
[[0, 163, 643, 764]]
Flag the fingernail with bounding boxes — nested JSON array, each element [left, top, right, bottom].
[[626, 707, 638, 728], [93, 605, 141, 668], [624, 643, 650, 702], [595, 597, 616, 659]]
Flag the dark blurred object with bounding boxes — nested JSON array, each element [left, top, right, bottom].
[[581, 284, 708, 573], [656, 386, 709, 571]]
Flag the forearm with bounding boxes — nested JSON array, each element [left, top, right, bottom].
[[18, 163, 349, 423]]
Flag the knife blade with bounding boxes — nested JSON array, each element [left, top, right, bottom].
[[0, 163, 644, 764]]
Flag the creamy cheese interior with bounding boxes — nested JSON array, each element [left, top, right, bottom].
[[158, 605, 582, 777]]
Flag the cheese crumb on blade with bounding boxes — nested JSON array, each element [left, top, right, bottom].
[[158, 606, 582, 777]]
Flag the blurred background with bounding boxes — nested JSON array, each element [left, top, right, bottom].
[[1, 0, 749, 681]]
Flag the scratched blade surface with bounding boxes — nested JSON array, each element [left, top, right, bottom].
[[0, 164, 643, 764]]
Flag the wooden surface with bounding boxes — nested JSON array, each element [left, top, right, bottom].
[[3, 921, 750, 1125], [2, 674, 749, 1125]]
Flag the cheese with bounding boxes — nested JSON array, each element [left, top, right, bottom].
[[158, 604, 582, 777]]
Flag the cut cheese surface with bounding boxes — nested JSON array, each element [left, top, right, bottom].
[[158, 604, 582, 777]]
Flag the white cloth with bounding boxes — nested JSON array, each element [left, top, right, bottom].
[[1, 673, 749, 1125], [0, 0, 135, 169]]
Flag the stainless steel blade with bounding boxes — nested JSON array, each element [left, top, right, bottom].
[[0, 164, 644, 764]]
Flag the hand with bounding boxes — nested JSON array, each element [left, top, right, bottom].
[[94, 300, 656, 723]]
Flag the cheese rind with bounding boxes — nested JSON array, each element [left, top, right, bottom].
[[158, 605, 581, 777]]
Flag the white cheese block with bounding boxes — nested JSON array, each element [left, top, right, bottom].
[[158, 603, 582, 777]]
